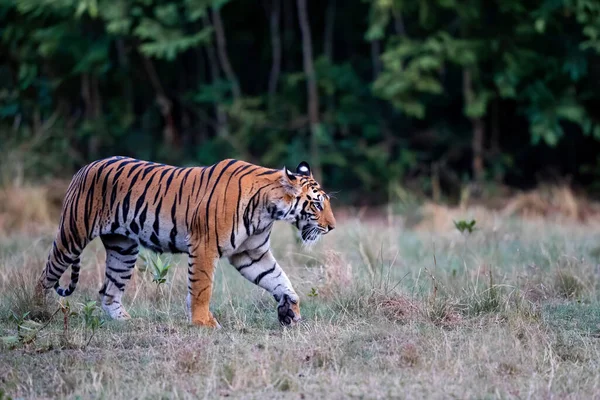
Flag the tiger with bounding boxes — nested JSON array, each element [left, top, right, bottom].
[[36, 156, 336, 328]]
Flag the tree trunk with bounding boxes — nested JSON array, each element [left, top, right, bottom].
[[140, 55, 178, 149], [283, 0, 295, 72], [211, 6, 241, 102], [463, 68, 485, 183], [490, 99, 502, 182], [323, 0, 336, 132], [115, 38, 133, 117], [297, 0, 321, 181], [392, 6, 406, 36], [202, 15, 228, 135], [201, 15, 251, 161], [370, 40, 382, 79], [81, 74, 102, 158], [471, 117, 485, 183], [268, 0, 282, 103]]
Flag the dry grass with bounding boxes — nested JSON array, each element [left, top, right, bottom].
[[0, 180, 67, 235], [1, 188, 600, 399]]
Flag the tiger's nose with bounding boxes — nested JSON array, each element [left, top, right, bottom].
[[327, 224, 335, 232]]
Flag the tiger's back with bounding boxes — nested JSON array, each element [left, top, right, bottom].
[[67, 156, 202, 254]]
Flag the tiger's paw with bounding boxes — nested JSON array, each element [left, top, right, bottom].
[[192, 312, 222, 329], [277, 293, 302, 326], [102, 299, 131, 321]]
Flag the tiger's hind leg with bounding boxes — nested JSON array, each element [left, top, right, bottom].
[[99, 234, 139, 320]]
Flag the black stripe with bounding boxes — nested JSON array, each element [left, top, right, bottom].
[[125, 162, 144, 178], [254, 264, 276, 285], [284, 197, 301, 217], [237, 249, 269, 271], [164, 168, 178, 192], [101, 166, 111, 197], [121, 168, 143, 223], [105, 242, 138, 256], [110, 206, 121, 233], [150, 232, 161, 248], [134, 168, 160, 217], [142, 165, 160, 179], [83, 177, 96, 237], [250, 233, 271, 251], [256, 169, 279, 176], [219, 163, 248, 248], [109, 167, 125, 210], [89, 210, 100, 239], [130, 220, 140, 235], [234, 166, 260, 236], [169, 194, 178, 252], [153, 198, 163, 235], [229, 164, 253, 241], [153, 168, 171, 203], [107, 267, 131, 274], [179, 168, 193, 205], [47, 267, 61, 280], [105, 273, 126, 290], [204, 159, 238, 236], [139, 203, 149, 230], [190, 175, 198, 197], [194, 166, 211, 199]]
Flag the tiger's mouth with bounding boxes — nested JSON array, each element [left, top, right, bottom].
[[300, 225, 327, 243]]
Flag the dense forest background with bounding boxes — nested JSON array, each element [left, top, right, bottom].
[[1, 0, 600, 205]]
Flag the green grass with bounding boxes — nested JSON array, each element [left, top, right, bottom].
[[1, 214, 600, 399]]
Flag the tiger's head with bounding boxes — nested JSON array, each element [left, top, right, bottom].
[[276, 161, 336, 245]]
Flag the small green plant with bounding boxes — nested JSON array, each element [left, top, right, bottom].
[[454, 219, 477, 259], [141, 253, 172, 286], [307, 287, 319, 297], [9, 310, 30, 326], [1, 308, 60, 348], [454, 219, 477, 234], [80, 300, 105, 348], [1, 311, 33, 346]]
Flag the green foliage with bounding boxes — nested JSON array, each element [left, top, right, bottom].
[[2, 0, 600, 198], [79, 300, 105, 347], [2, 311, 38, 346], [453, 219, 477, 235], [1, 308, 59, 348], [141, 253, 173, 286]]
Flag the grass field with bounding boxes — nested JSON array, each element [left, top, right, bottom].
[[1, 206, 600, 399]]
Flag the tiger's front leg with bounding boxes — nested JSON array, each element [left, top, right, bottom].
[[229, 249, 301, 326], [186, 243, 221, 328]]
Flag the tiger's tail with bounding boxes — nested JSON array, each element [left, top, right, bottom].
[[53, 262, 81, 297], [38, 240, 83, 297]]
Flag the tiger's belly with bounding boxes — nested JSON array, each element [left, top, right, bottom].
[[136, 226, 189, 254], [99, 216, 189, 254]]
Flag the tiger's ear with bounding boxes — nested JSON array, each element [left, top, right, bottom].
[[296, 161, 311, 177], [284, 166, 296, 181], [281, 166, 301, 194]]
